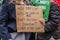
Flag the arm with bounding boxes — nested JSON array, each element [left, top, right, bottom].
[[44, 3, 60, 32]]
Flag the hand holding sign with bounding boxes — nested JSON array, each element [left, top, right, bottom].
[[39, 19, 45, 26]]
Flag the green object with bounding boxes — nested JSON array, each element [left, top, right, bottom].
[[32, 0, 50, 21], [0, 0, 3, 6]]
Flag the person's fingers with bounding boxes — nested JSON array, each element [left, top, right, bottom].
[[39, 19, 45, 25]]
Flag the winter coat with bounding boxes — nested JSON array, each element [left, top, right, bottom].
[[44, 2, 60, 32], [54, 0, 60, 28], [0, 0, 32, 40]]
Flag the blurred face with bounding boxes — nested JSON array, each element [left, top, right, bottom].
[[17, 0, 31, 5], [11, 0, 24, 4], [11, 0, 31, 5], [50, 0, 54, 3]]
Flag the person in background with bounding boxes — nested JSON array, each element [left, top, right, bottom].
[[0, 0, 33, 40], [37, 0, 60, 40]]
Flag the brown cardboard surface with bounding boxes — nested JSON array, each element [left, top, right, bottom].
[[16, 5, 44, 32]]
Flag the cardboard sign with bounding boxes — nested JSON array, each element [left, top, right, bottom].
[[32, 0, 50, 21], [16, 5, 44, 32]]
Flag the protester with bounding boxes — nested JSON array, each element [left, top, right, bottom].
[[37, 0, 60, 40], [0, 0, 32, 40]]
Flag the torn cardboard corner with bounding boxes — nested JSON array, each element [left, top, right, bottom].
[[16, 5, 45, 32]]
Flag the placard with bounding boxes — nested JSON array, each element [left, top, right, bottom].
[[16, 5, 44, 32]]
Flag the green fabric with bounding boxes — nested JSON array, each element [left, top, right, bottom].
[[32, 0, 50, 21], [0, 0, 3, 6]]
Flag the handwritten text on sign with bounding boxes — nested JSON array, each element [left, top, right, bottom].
[[16, 5, 44, 32]]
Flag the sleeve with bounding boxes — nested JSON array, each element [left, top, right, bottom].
[[0, 2, 12, 39], [44, 3, 60, 32]]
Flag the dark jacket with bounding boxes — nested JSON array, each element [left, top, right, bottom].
[[0, 0, 16, 39], [0, 0, 32, 40], [37, 3, 60, 40], [44, 2, 60, 32]]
